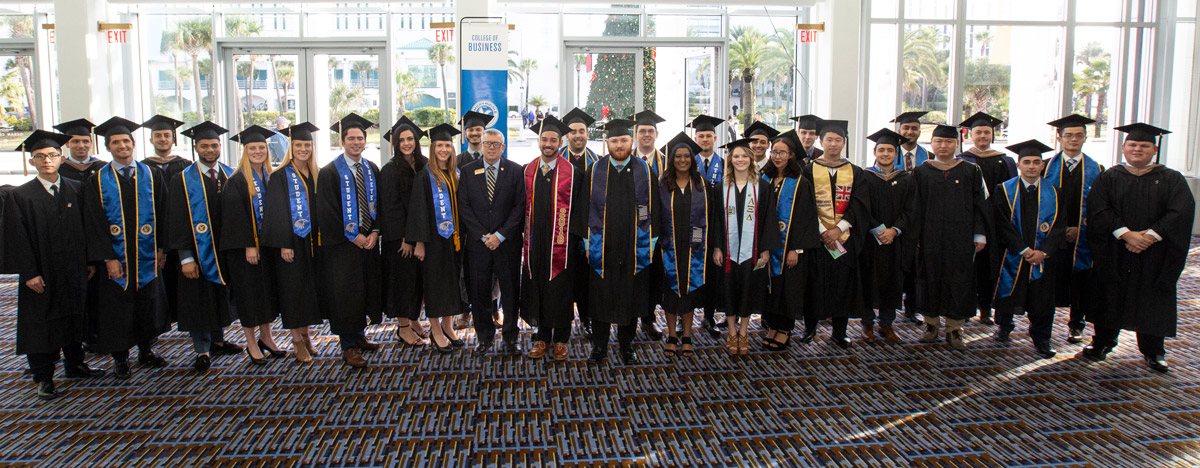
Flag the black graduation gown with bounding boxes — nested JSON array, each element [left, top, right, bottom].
[[521, 161, 587, 329], [314, 158, 384, 336], [766, 175, 821, 321], [168, 168, 233, 333], [991, 181, 1066, 316], [145, 156, 191, 322], [1046, 159, 1090, 306], [220, 170, 279, 328], [82, 165, 169, 354], [659, 180, 720, 315], [893, 161, 991, 320], [59, 159, 107, 183], [406, 167, 464, 318], [586, 158, 663, 325], [457, 150, 482, 169], [260, 165, 323, 330], [713, 179, 781, 317], [1087, 165, 1195, 337], [566, 153, 593, 316], [3, 178, 88, 355], [959, 149, 1016, 310], [803, 162, 870, 320], [378, 155, 427, 320], [860, 169, 915, 311]]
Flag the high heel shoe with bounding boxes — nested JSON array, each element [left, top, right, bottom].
[[303, 334, 318, 357], [245, 347, 268, 366], [259, 340, 286, 358], [738, 335, 750, 355], [726, 335, 739, 355], [430, 335, 455, 355], [292, 340, 312, 363], [396, 325, 427, 346]]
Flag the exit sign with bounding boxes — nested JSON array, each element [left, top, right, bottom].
[[435, 29, 454, 43], [107, 30, 127, 44], [799, 30, 818, 43]]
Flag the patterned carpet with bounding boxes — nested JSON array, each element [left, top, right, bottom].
[[2, 244, 1200, 467]]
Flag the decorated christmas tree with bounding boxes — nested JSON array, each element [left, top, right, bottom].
[[584, 13, 655, 131]]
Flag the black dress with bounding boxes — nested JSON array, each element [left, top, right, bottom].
[[859, 169, 914, 311], [407, 167, 465, 318], [260, 164, 323, 330], [378, 155, 427, 320], [220, 169, 279, 328], [713, 178, 780, 318], [3, 178, 88, 355]]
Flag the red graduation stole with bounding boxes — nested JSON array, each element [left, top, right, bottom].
[[523, 156, 575, 281]]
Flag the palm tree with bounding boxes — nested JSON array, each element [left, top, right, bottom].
[[528, 95, 549, 113], [761, 27, 796, 114], [973, 30, 994, 58], [729, 26, 768, 127], [0, 68, 25, 116], [275, 61, 295, 113], [1075, 57, 1110, 137], [517, 58, 538, 116], [198, 58, 212, 117], [160, 25, 186, 116], [963, 57, 1010, 115], [352, 60, 374, 88], [2, 16, 35, 126], [573, 54, 587, 107], [176, 18, 213, 120], [395, 70, 421, 117], [427, 42, 455, 123], [329, 83, 364, 121], [237, 60, 254, 130], [903, 27, 947, 110], [507, 51, 524, 83]]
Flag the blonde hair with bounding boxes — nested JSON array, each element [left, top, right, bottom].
[[271, 138, 319, 185], [235, 142, 271, 196], [723, 145, 758, 183]]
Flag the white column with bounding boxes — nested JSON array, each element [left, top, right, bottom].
[[455, 0, 494, 119], [820, 0, 862, 161], [55, 0, 116, 121]]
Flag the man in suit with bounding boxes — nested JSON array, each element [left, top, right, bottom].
[[456, 111, 491, 169], [458, 128, 527, 356]]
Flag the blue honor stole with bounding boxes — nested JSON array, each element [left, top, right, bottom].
[[333, 154, 377, 242], [995, 178, 1058, 300], [98, 162, 158, 290], [182, 162, 234, 285], [284, 164, 312, 238], [1044, 152, 1101, 271], [769, 177, 800, 279], [429, 169, 460, 249], [640, 149, 667, 175], [661, 181, 708, 295], [588, 156, 653, 276], [249, 169, 267, 241], [696, 152, 723, 185], [559, 146, 599, 170]]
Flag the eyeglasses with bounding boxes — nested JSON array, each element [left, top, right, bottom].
[[482, 141, 504, 148], [1060, 133, 1087, 140], [30, 154, 62, 161], [770, 151, 791, 157]]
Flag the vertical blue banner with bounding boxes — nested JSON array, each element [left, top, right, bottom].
[[460, 22, 509, 157]]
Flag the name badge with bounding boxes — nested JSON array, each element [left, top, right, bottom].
[[691, 227, 704, 245], [637, 205, 649, 222], [474, 168, 485, 175]]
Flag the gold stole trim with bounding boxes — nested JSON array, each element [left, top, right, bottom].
[[811, 164, 852, 243]]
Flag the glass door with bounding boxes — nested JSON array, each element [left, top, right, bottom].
[[0, 49, 36, 185]]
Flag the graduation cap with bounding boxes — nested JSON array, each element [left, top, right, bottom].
[[15, 130, 72, 176], [383, 116, 424, 142], [459, 110, 492, 130], [1005, 139, 1054, 159], [54, 118, 98, 155], [181, 121, 229, 142], [931, 124, 962, 140], [662, 132, 702, 156], [599, 119, 635, 138], [789, 114, 822, 131], [534, 115, 569, 138], [561, 107, 596, 127], [1115, 122, 1171, 163], [720, 137, 755, 151], [427, 123, 461, 142], [818, 119, 849, 138], [772, 130, 803, 153], [229, 125, 276, 146], [891, 111, 929, 125], [1047, 114, 1096, 131], [331, 112, 376, 137], [142, 114, 185, 133], [278, 122, 319, 141], [743, 121, 781, 140], [686, 114, 725, 133], [959, 111, 1003, 129], [629, 110, 665, 129], [94, 117, 141, 143], [867, 128, 908, 149]]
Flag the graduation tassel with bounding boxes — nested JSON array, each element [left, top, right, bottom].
[[21, 149, 27, 176], [91, 128, 98, 156], [1155, 135, 1162, 164]]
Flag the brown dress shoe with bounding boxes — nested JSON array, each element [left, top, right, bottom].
[[528, 341, 549, 359], [862, 324, 877, 343], [878, 325, 902, 344], [342, 348, 368, 368], [552, 343, 569, 361], [355, 337, 380, 351]]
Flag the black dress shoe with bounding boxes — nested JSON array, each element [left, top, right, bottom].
[[904, 311, 922, 324], [1145, 355, 1169, 373], [214, 341, 243, 356], [245, 348, 268, 366], [701, 319, 720, 338], [139, 352, 168, 368], [619, 348, 639, 365], [449, 338, 465, 349], [994, 327, 1013, 342], [472, 341, 493, 357], [503, 341, 522, 356], [1081, 343, 1113, 361], [797, 328, 817, 344], [1066, 328, 1084, 344], [831, 336, 851, 349], [581, 323, 594, 340], [1033, 340, 1057, 359], [430, 339, 455, 355], [586, 348, 607, 365], [65, 363, 105, 378], [36, 381, 58, 401], [259, 340, 287, 358], [113, 362, 131, 379], [193, 355, 212, 372]]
